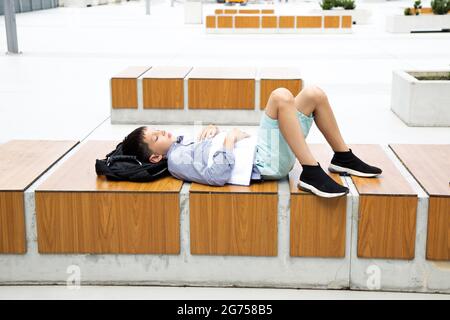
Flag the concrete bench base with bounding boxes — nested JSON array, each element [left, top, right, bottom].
[[386, 14, 450, 33]]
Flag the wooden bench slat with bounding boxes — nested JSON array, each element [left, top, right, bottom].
[[37, 141, 182, 193], [0, 140, 78, 191], [0, 140, 78, 253], [288, 144, 347, 258], [389, 144, 450, 261], [348, 144, 416, 196], [389, 144, 450, 197]]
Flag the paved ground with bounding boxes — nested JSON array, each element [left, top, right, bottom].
[[0, 285, 449, 299]]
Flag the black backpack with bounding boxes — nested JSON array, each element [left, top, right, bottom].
[[95, 142, 169, 182]]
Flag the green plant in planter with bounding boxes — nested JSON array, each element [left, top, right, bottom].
[[431, 0, 450, 14], [404, 7, 413, 15], [413, 0, 422, 15], [342, 0, 356, 9], [320, 0, 334, 10]]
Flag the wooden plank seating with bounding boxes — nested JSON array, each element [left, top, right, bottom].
[[349, 145, 418, 260], [0, 140, 78, 253], [389, 144, 450, 261], [111, 66, 151, 109], [205, 15, 352, 33], [289, 145, 347, 257], [259, 67, 303, 109], [189, 181, 278, 256], [35, 141, 183, 254], [142, 66, 192, 109], [214, 9, 275, 15], [188, 67, 256, 110]]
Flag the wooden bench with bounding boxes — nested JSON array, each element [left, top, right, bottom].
[[111, 66, 151, 109], [259, 67, 303, 109], [0, 140, 77, 253], [35, 141, 183, 254], [142, 66, 192, 109], [206, 15, 352, 32], [349, 145, 418, 260], [214, 9, 275, 15], [289, 145, 347, 257], [390, 144, 450, 261], [188, 67, 256, 110], [189, 181, 278, 256]]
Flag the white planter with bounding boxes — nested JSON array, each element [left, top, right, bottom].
[[63, 0, 94, 7], [391, 70, 450, 127], [386, 14, 450, 33], [185, 0, 203, 24], [310, 8, 372, 24]]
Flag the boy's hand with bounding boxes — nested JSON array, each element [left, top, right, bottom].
[[198, 124, 219, 141], [229, 128, 250, 143]]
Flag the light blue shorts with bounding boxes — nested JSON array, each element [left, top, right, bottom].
[[254, 111, 314, 180]]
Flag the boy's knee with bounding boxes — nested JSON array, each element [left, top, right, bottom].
[[302, 86, 327, 104], [270, 88, 295, 106]]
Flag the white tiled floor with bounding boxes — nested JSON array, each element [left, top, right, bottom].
[[0, 285, 449, 300]]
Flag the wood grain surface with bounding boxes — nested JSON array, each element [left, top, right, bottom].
[[37, 141, 182, 192], [357, 195, 417, 259], [111, 66, 150, 109], [348, 144, 416, 196], [206, 15, 216, 28], [389, 144, 450, 197], [289, 144, 347, 257], [235, 15, 260, 28], [324, 16, 340, 28], [36, 192, 180, 254], [190, 192, 278, 256], [188, 79, 255, 110], [143, 79, 184, 109], [341, 15, 352, 28], [218, 15, 233, 28], [260, 79, 302, 109], [297, 16, 322, 28], [426, 197, 450, 260], [261, 15, 277, 28], [0, 140, 78, 191], [279, 16, 295, 28], [0, 192, 25, 253]]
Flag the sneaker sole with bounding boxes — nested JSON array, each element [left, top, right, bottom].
[[297, 181, 348, 198], [328, 163, 381, 178]]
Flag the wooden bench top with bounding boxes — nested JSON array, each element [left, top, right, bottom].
[[349, 144, 416, 196], [187, 67, 257, 80], [112, 66, 151, 79], [0, 140, 78, 191], [190, 180, 277, 194], [289, 144, 344, 194], [37, 141, 183, 193], [142, 66, 193, 79], [390, 144, 450, 197], [259, 67, 302, 80]]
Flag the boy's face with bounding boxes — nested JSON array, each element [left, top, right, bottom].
[[143, 127, 176, 159]]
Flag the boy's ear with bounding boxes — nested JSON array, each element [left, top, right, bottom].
[[149, 154, 163, 164]]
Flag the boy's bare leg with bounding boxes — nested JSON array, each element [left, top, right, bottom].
[[264, 88, 318, 166], [294, 86, 349, 153]]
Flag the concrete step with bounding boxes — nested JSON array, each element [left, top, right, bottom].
[[0, 140, 78, 253]]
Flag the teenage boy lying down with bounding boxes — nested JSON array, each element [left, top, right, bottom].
[[122, 86, 382, 198]]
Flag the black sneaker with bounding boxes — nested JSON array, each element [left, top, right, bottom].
[[298, 163, 349, 198], [328, 148, 382, 177]]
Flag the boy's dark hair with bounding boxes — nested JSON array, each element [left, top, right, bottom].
[[122, 126, 154, 162]]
